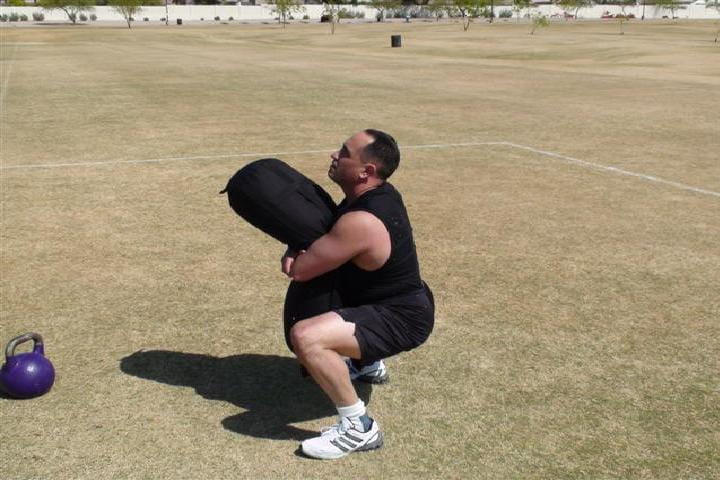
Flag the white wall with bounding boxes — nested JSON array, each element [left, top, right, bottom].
[[1, 3, 718, 22], [529, 3, 720, 19], [0, 4, 374, 22]]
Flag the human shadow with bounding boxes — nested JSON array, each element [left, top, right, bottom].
[[120, 350, 372, 441]]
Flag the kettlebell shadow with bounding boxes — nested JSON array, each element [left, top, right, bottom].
[[119, 350, 373, 441]]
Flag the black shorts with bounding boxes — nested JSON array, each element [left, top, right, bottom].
[[334, 285, 434, 363]]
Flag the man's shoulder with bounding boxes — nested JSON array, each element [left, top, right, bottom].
[[334, 210, 385, 231]]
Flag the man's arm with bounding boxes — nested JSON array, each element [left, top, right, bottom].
[[288, 211, 386, 282]]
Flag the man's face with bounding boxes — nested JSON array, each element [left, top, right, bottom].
[[328, 131, 373, 185]]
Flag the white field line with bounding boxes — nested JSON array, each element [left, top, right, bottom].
[[406, 142, 507, 149], [0, 141, 718, 199], [0, 149, 336, 170], [0, 142, 505, 170], [501, 142, 720, 199], [0, 43, 19, 115]]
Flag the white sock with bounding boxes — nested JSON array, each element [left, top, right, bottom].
[[337, 399, 366, 419]]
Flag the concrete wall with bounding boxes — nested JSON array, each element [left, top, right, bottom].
[[527, 3, 720, 19], [0, 4, 374, 22], [1, 3, 718, 22]]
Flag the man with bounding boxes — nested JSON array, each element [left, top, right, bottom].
[[281, 129, 434, 460]]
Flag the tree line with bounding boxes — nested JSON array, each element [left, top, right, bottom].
[[30, 0, 720, 36], [39, 0, 163, 27]]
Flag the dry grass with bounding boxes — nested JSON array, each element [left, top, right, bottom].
[[1, 20, 719, 479]]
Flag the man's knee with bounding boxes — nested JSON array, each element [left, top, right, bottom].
[[290, 320, 316, 357], [290, 312, 360, 360]]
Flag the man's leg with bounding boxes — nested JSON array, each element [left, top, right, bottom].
[[290, 312, 383, 459], [290, 311, 361, 406]]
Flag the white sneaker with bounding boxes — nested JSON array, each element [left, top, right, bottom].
[[301, 416, 383, 460], [346, 359, 389, 384]]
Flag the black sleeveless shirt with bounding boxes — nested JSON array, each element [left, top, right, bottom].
[[336, 182, 424, 306]]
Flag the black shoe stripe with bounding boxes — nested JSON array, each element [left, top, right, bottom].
[[330, 439, 350, 452], [338, 436, 358, 448]]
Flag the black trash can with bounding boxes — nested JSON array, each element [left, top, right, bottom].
[[176, 18, 182, 25], [391, 34, 402, 48]]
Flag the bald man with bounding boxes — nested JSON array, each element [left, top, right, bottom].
[[281, 129, 434, 459]]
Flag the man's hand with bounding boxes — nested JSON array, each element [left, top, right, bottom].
[[281, 247, 300, 277]]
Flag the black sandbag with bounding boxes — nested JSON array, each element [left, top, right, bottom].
[[282, 273, 344, 352], [222, 158, 337, 251], [222, 158, 343, 352]]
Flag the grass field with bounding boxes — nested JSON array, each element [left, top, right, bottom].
[[1, 19, 719, 479]]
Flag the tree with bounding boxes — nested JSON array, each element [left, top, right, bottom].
[[270, 0, 305, 27], [617, 6, 628, 35], [556, 0, 592, 20], [322, 0, 342, 34], [654, 0, 683, 21], [615, 0, 634, 35], [452, 0, 488, 31], [369, 0, 400, 21], [512, 0, 530, 22], [109, 0, 159, 28], [707, 0, 720, 42], [425, 1, 446, 21], [39, 0, 94, 24], [529, 11, 548, 34]]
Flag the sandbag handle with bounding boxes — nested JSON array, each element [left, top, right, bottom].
[[5, 332, 44, 360]]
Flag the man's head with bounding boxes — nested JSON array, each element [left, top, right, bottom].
[[360, 129, 400, 180], [328, 130, 400, 187]]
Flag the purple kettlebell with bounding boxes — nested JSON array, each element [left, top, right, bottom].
[[0, 333, 55, 399]]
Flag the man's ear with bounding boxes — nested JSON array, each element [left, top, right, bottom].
[[361, 163, 377, 179]]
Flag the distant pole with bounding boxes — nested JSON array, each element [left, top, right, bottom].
[[641, 0, 645, 20], [165, 0, 169, 25]]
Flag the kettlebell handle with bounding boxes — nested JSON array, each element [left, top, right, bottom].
[[5, 332, 44, 360]]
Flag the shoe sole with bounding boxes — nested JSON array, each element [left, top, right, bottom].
[[355, 373, 390, 385], [357, 431, 384, 452], [301, 431, 384, 460]]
